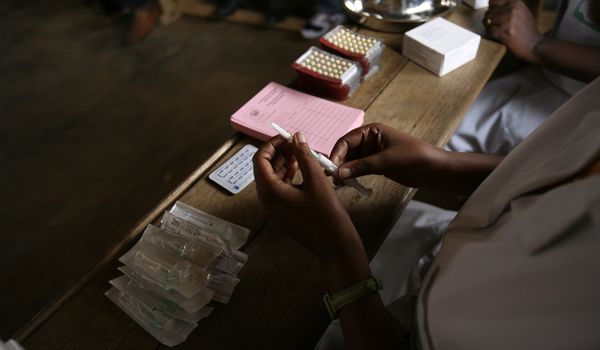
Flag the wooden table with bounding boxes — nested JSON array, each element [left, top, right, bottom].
[[15, 6, 504, 349]]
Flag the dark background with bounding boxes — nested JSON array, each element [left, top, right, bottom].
[[0, 0, 311, 338]]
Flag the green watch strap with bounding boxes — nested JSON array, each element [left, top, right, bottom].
[[323, 277, 383, 320]]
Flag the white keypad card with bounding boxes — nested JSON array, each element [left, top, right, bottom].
[[209, 144, 258, 194]]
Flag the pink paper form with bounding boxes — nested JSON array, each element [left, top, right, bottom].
[[230, 82, 364, 155]]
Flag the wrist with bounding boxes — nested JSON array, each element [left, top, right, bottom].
[[431, 150, 502, 194], [323, 276, 383, 320], [419, 145, 452, 188], [529, 35, 546, 65]]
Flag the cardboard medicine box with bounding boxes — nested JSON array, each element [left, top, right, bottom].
[[402, 18, 481, 76]]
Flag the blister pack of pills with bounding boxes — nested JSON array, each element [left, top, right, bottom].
[[292, 46, 362, 100], [320, 26, 384, 79], [107, 201, 250, 346]]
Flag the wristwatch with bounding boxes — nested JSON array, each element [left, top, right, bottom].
[[322, 277, 383, 320]]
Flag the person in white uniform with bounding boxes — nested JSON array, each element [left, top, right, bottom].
[[446, 0, 600, 155], [253, 78, 600, 349]]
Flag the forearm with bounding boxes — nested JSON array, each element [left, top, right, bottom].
[[424, 149, 503, 195], [534, 38, 600, 82], [325, 239, 405, 350]]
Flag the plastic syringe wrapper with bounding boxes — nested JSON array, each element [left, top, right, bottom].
[[110, 275, 213, 323], [119, 230, 245, 303], [169, 201, 250, 251], [320, 26, 384, 80], [107, 202, 250, 346], [208, 273, 240, 304], [292, 46, 362, 100], [161, 211, 248, 276], [140, 224, 223, 268], [118, 265, 214, 314], [119, 237, 211, 299], [106, 287, 197, 347], [139, 224, 247, 276]]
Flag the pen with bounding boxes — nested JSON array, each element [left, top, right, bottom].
[[271, 122, 372, 196]]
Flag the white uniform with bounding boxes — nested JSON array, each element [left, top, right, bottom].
[[317, 78, 600, 350], [446, 0, 600, 155], [414, 77, 600, 350]]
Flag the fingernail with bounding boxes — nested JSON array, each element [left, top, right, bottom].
[[339, 167, 352, 178], [296, 132, 306, 144]]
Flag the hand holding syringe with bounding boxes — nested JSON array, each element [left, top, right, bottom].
[[271, 122, 372, 196]]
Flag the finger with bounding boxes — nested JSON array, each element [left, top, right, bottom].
[[293, 132, 328, 190], [489, 3, 512, 18], [253, 135, 292, 188], [329, 126, 372, 165], [490, 11, 512, 28], [484, 15, 509, 32], [271, 152, 287, 173], [272, 154, 296, 180], [283, 150, 298, 183], [485, 8, 511, 39], [275, 165, 289, 179], [284, 165, 298, 183], [270, 150, 290, 180], [271, 140, 299, 183], [337, 154, 384, 180], [484, 3, 510, 27], [254, 135, 291, 164], [329, 124, 382, 166], [332, 176, 345, 187], [284, 162, 297, 183], [487, 24, 506, 41], [483, 15, 491, 27], [329, 135, 352, 167]]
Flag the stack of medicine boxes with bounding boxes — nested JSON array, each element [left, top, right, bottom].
[[106, 201, 250, 346], [293, 26, 385, 100]]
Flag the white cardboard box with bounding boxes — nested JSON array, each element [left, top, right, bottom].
[[402, 18, 481, 76], [463, 0, 489, 9]]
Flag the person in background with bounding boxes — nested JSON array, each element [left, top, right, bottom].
[[446, 0, 600, 155], [301, 0, 347, 40], [213, 0, 291, 25], [254, 77, 600, 349], [213, 0, 242, 18], [101, 0, 161, 43]]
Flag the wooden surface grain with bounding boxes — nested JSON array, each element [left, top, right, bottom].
[[18, 6, 505, 349], [0, 0, 312, 339]]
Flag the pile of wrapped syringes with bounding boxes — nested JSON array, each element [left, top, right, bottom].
[[106, 201, 250, 346]]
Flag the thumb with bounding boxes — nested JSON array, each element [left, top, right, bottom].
[[337, 155, 382, 180], [293, 132, 327, 189]]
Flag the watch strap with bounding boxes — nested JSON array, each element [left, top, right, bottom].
[[323, 277, 383, 320]]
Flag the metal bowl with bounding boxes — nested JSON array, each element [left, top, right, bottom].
[[343, 0, 460, 32]]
